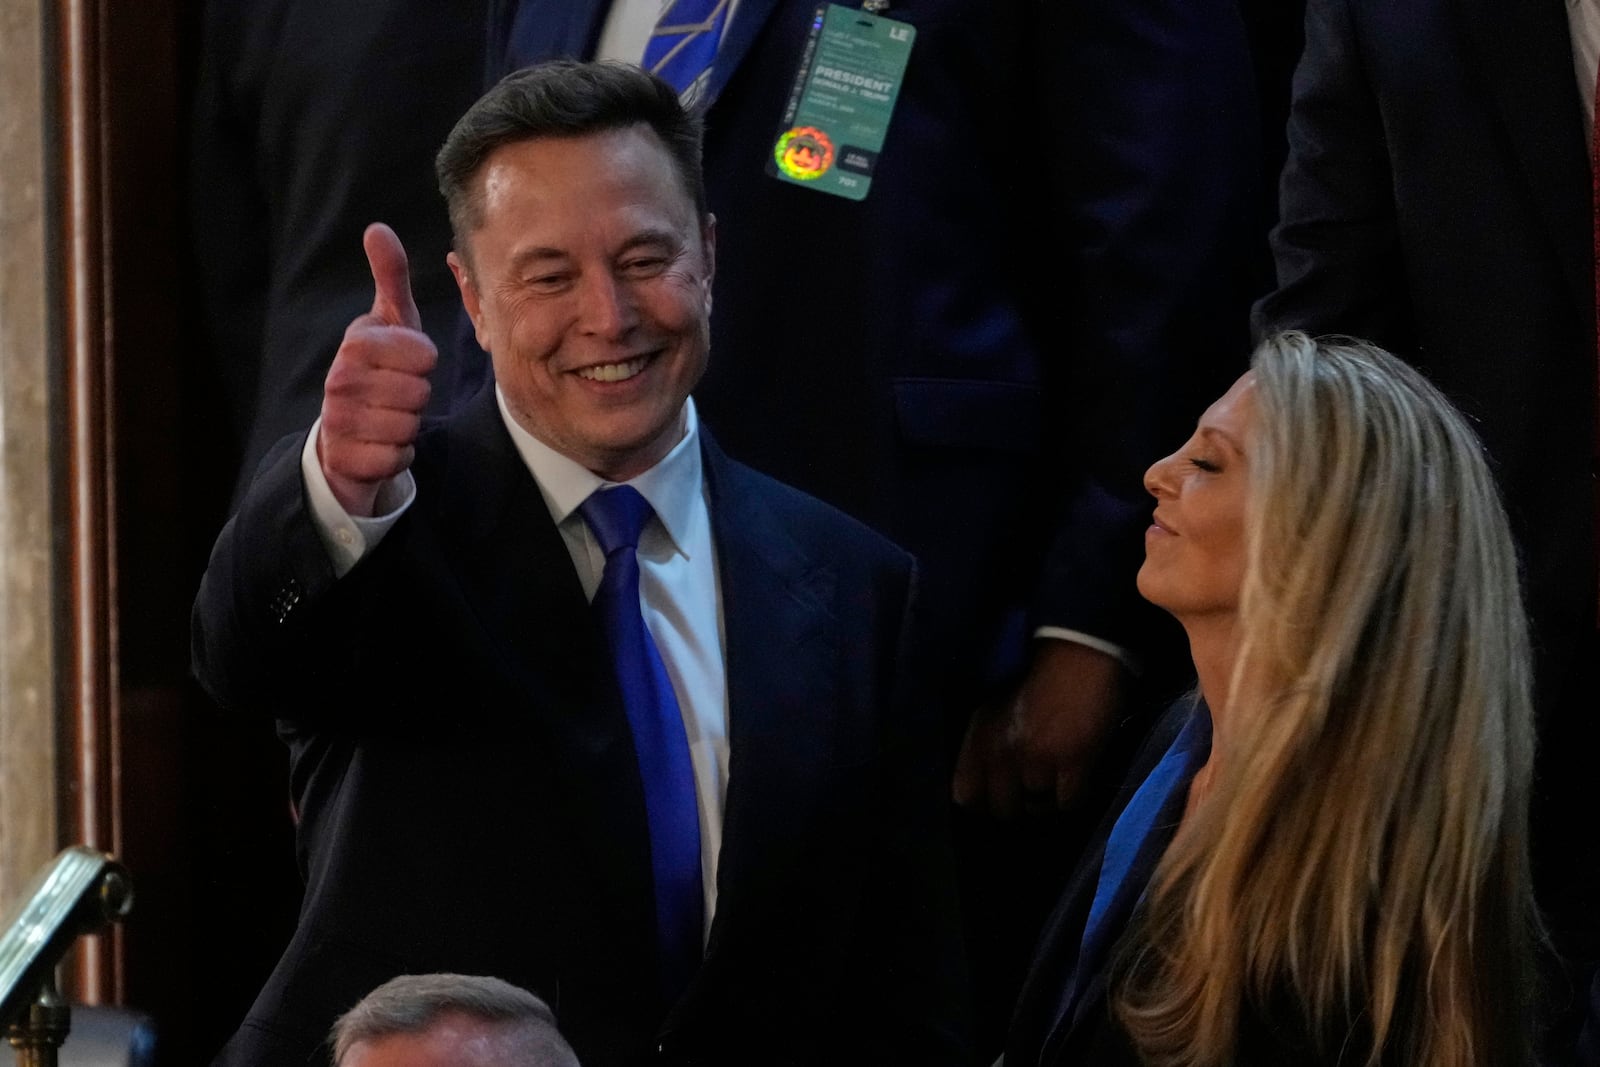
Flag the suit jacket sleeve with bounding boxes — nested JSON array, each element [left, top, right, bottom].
[[1030, 0, 1262, 649], [1250, 0, 1416, 351], [190, 431, 355, 720]]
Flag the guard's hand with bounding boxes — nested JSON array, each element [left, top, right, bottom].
[[952, 640, 1123, 817], [318, 223, 437, 517]]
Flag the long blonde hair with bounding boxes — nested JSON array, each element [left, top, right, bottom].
[[1116, 333, 1538, 1065]]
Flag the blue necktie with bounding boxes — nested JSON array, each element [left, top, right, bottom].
[[641, 0, 730, 97], [580, 485, 704, 1002]]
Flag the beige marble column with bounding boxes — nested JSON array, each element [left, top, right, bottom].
[[0, 0, 61, 907]]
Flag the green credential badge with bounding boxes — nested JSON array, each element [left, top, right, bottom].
[[767, 4, 916, 201]]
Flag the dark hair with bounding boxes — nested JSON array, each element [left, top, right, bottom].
[[435, 59, 706, 248], [331, 973, 577, 1065]]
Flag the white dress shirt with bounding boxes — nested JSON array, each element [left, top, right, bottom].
[[301, 396, 731, 931]]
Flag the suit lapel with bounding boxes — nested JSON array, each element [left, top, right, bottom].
[[432, 385, 655, 932], [1009, 700, 1199, 1064], [1456, 0, 1593, 335], [1019, 841, 1108, 1065], [705, 0, 786, 107], [695, 433, 839, 959]]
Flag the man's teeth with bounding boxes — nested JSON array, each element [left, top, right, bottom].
[[577, 357, 648, 382]]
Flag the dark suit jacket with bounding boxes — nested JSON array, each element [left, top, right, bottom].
[[1252, 0, 1598, 966], [1255, 0, 1596, 660], [191, 386, 969, 1066], [493, 0, 1262, 699], [188, 0, 490, 502]]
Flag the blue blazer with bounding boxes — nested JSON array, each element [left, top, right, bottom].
[[492, 0, 1262, 694], [191, 384, 969, 1066]]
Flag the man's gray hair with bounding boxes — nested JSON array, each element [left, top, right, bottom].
[[331, 973, 574, 1064]]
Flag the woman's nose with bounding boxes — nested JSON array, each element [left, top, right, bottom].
[[1144, 451, 1179, 499]]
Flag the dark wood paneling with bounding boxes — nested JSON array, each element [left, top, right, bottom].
[[58, 0, 305, 1059], [56, 0, 120, 1003]]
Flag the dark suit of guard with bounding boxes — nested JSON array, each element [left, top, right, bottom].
[[1252, 0, 1600, 1000], [191, 384, 968, 1066]]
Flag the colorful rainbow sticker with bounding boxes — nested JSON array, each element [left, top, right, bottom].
[[773, 126, 835, 181]]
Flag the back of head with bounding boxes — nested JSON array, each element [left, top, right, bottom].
[[332, 973, 578, 1067], [1118, 332, 1538, 1066], [435, 59, 706, 250]]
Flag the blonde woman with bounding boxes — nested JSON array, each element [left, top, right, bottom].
[[1005, 333, 1539, 1066]]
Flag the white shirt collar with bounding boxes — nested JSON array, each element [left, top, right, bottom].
[[494, 387, 703, 559]]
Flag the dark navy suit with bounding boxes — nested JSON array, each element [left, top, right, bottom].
[[191, 384, 968, 1066], [493, 11, 1263, 1040]]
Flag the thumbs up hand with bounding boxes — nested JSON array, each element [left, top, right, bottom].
[[318, 223, 439, 517]]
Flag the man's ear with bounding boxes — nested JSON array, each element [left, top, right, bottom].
[[700, 214, 717, 314], [447, 249, 489, 351]]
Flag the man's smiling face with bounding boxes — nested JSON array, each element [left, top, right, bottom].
[[449, 123, 715, 481]]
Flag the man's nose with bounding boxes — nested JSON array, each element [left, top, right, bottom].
[[576, 271, 639, 339]]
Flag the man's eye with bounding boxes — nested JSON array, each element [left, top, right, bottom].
[[620, 257, 667, 276], [526, 273, 572, 291]]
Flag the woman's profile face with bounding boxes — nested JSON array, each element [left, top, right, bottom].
[[1136, 372, 1256, 624]]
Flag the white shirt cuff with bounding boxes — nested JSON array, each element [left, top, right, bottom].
[[300, 418, 416, 577], [1031, 626, 1137, 674]]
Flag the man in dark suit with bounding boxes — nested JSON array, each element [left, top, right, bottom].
[[493, 2, 1263, 1039], [1254, 0, 1598, 1042], [192, 60, 967, 1067]]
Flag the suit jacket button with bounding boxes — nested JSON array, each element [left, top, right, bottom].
[[270, 578, 303, 624]]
